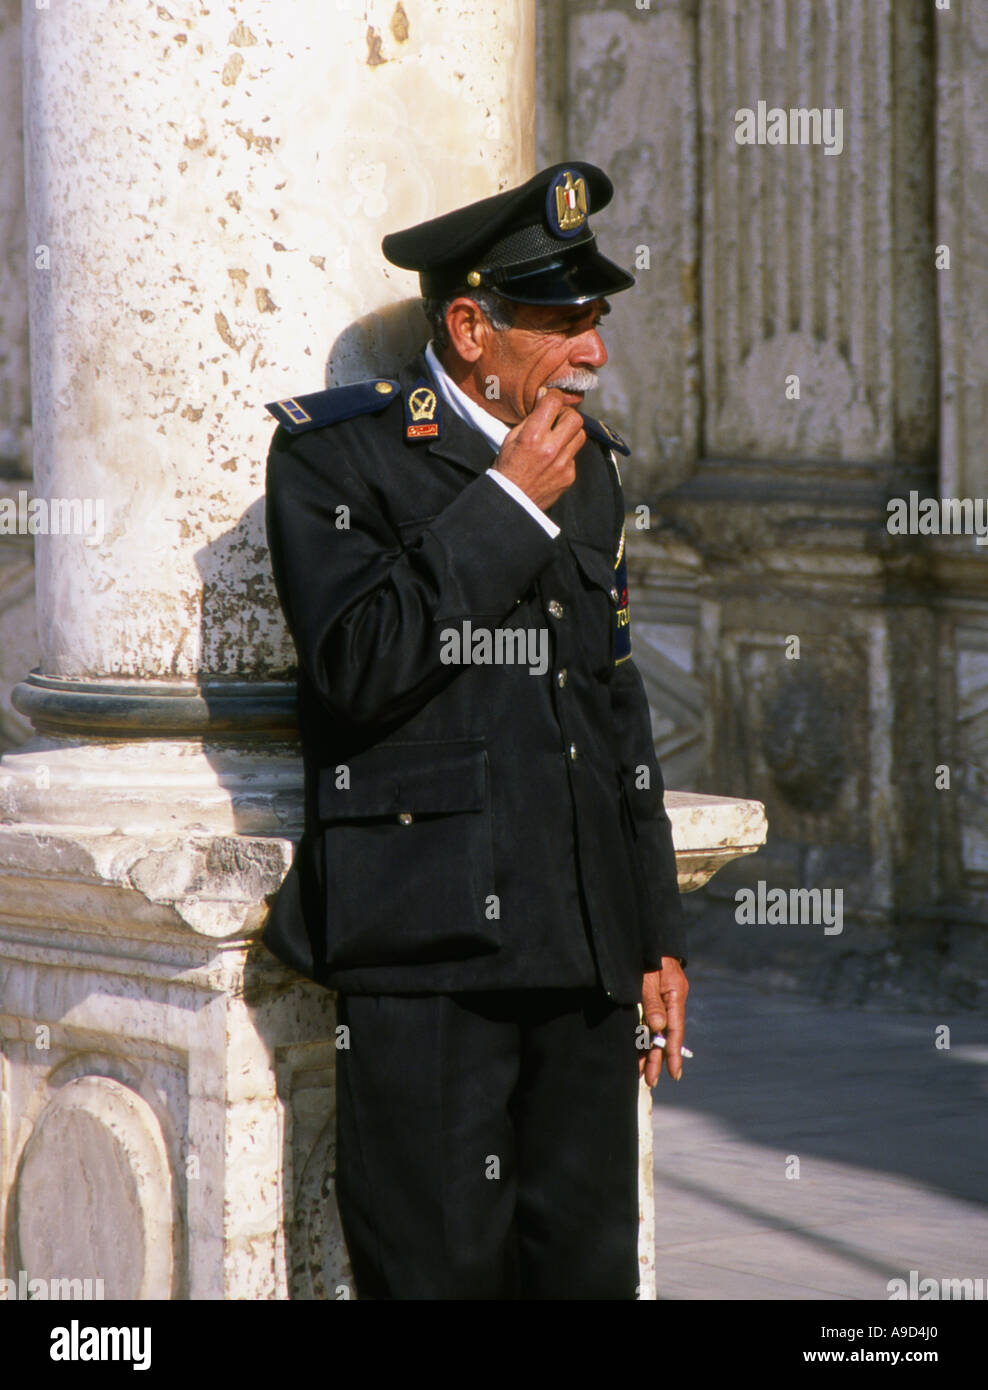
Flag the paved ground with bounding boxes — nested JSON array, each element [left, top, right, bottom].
[[650, 977, 988, 1300]]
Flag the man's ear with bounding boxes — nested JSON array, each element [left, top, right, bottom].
[[444, 297, 490, 364]]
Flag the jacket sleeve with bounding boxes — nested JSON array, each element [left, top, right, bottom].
[[604, 452, 688, 970], [265, 424, 559, 729], [610, 655, 688, 969]]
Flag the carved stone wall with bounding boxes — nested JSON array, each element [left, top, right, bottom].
[[538, 0, 988, 975], [537, 0, 700, 488], [0, 859, 342, 1299], [933, 2, 988, 914], [699, 0, 937, 465]]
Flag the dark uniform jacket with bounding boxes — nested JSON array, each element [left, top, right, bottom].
[[262, 348, 686, 1004]]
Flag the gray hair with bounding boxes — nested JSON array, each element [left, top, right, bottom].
[[422, 288, 515, 352]]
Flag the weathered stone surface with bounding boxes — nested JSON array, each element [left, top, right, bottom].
[[20, 0, 535, 682], [0, 739, 304, 837], [14, 1076, 174, 1300], [937, 0, 988, 501], [636, 1080, 656, 1301], [0, 494, 37, 755], [0, 879, 342, 1299], [538, 0, 700, 490], [697, 0, 936, 465], [534, 0, 988, 963], [665, 791, 768, 893], [0, 0, 31, 479]]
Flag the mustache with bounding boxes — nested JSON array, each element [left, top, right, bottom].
[[544, 368, 599, 393]]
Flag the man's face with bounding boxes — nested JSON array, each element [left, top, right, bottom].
[[481, 298, 610, 425]]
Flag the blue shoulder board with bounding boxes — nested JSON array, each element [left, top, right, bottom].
[[579, 411, 630, 456], [265, 379, 400, 434]]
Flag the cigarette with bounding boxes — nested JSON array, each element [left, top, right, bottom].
[[650, 1034, 694, 1058]]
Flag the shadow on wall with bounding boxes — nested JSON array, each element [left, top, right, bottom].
[[323, 299, 431, 385], [192, 299, 432, 686]]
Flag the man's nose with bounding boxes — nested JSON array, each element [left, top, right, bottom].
[[572, 329, 608, 369]]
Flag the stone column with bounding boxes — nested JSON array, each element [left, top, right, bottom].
[[0, 0, 37, 755], [0, 0, 536, 1300]]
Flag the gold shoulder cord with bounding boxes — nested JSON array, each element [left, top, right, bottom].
[[610, 449, 625, 568]]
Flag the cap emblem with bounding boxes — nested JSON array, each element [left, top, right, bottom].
[[547, 170, 589, 239]]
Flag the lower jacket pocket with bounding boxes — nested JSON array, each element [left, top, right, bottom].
[[318, 741, 499, 970]]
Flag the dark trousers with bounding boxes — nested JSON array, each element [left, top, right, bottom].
[[334, 987, 641, 1300]]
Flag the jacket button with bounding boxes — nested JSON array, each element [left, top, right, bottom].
[[568, 742, 578, 761], [610, 586, 620, 604], [547, 599, 565, 619], [556, 668, 568, 688], [398, 812, 414, 825]]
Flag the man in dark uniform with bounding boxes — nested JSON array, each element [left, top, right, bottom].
[[262, 162, 689, 1300]]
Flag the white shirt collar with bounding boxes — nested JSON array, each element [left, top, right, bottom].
[[425, 340, 511, 452]]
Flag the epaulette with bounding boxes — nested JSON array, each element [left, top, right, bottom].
[[579, 411, 630, 456], [265, 379, 400, 434]]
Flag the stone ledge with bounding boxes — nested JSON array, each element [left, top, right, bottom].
[[0, 791, 767, 943], [0, 825, 294, 940], [665, 791, 768, 893]]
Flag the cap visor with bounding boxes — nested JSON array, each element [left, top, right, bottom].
[[494, 247, 635, 305]]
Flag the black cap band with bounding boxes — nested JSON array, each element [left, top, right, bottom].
[[383, 162, 635, 308]]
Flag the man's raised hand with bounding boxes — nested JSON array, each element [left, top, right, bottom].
[[492, 387, 586, 511]]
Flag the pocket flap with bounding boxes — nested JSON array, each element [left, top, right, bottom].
[[318, 741, 487, 819], [568, 538, 618, 593]]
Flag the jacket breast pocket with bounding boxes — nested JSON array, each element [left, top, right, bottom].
[[567, 538, 618, 677], [316, 740, 499, 970]]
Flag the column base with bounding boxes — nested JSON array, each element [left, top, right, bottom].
[[0, 816, 348, 1300], [0, 735, 304, 836]]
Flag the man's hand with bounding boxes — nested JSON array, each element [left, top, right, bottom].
[[640, 958, 689, 1087], [492, 387, 586, 511]]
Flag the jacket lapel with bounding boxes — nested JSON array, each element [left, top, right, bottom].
[[398, 351, 499, 478], [397, 349, 583, 539]]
